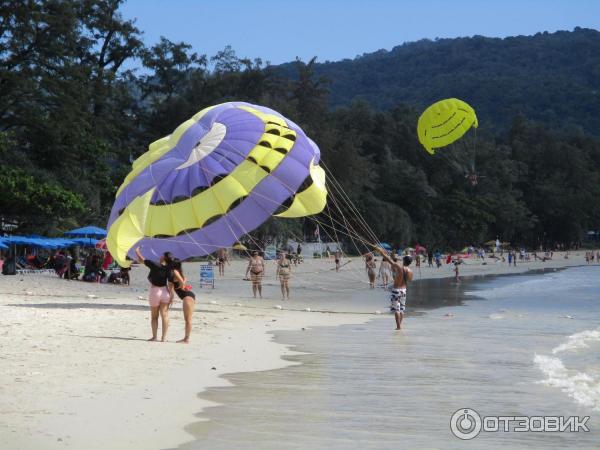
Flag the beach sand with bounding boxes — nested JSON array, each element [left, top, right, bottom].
[[0, 252, 589, 449]]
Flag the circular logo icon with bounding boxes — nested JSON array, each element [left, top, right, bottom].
[[450, 408, 482, 440]]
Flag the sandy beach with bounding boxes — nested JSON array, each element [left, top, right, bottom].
[[0, 252, 589, 449]]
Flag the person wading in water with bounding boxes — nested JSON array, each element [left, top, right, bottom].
[[377, 247, 413, 330]]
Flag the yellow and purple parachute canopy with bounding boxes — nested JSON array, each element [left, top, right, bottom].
[[106, 102, 327, 266], [417, 98, 478, 154]]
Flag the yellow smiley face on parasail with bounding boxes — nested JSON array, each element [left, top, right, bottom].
[[417, 98, 478, 155]]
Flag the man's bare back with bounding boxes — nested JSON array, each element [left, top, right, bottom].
[[391, 261, 413, 288]]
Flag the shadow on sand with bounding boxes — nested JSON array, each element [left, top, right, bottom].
[[8, 302, 219, 314]]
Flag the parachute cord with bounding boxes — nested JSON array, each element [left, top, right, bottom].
[[320, 161, 382, 248]]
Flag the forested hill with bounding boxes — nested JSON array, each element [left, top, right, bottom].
[[276, 27, 600, 133], [2, 2, 600, 249]]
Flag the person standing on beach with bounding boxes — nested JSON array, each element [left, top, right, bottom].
[[216, 248, 229, 276], [453, 261, 460, 282], [376, 248, 413, 330], [135, 247, 172, 342], [245, 251, 265, 298], [379, 257, 392, 288], [276, 252, 292, 300], [168, 258, 196, 344], [365, 253, 377, 289], [334, 249, 342, 272]]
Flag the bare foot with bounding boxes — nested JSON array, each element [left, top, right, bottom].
[[395, 327, 401, 330], [148, 337, 157, 341], [161, 337, 167, 342], [177, 338, 189, 344]]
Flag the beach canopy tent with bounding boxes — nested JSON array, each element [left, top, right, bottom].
[[2, 236, 77, 249], [64, 226, 107, 238], [70, 237, 99, 247]]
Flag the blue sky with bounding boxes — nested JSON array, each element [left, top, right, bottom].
[[120, 0, 600, 65]]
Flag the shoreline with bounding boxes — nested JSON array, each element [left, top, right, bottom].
[[0, 252, 591, 449], [182, 264, 600, 450]]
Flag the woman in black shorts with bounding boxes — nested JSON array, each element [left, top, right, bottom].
[[169, 258, 196, 344]]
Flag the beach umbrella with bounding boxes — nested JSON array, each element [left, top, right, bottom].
[[0, 240, 7, 249], [64, 226, 107, 247], [232, 243, 247, 251], [379, 242, 392, 250]]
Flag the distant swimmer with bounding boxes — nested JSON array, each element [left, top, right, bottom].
[[364, 252, 377, 289], [377, 247, 413, 330], [245, 251, 265, 299], [217, 248, 229, 276]]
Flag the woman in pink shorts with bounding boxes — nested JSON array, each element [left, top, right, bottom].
[[135, 247, 173, 342]]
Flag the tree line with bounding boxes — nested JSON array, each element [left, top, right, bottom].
[[1, 0, 599, 251]]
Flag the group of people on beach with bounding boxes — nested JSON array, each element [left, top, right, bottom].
[[585, 251, 600, 264], [244, 250, 293, 300], [136, 242, 417, 338]]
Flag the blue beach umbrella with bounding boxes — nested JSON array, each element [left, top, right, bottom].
[[64, 226, 107, 238], [64, 226, 107, 247]]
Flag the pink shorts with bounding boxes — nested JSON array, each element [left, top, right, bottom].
[[148, 285, 170, 307]]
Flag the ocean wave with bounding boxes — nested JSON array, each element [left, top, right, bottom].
[[534, 354, 600, 410], [552, 328, 600, 354]]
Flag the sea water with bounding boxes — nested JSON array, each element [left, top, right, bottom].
[[179, 266, 600, 449]]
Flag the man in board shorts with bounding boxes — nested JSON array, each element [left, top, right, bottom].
[[377, 248, 413, 330]]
